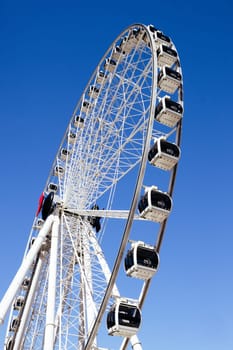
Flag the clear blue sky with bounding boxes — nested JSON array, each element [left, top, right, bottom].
[[0, 0, 233, 349]]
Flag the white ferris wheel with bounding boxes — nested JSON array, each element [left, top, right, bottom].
[[0, 23, 184, 350]]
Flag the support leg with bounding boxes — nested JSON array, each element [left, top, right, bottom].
[[43, 215, 59, 350], [0, 215, 55, 325], [130, 335, 143, 350]]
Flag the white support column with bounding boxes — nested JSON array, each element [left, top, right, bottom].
[[43, 215, 59, 350], [0, 215, 55, 325], [13, 255, 44, 349], [83, 234, 94, 334], [130, 335, 143, 350]]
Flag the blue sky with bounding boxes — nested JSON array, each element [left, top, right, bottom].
[[0, 0, 233, 349]]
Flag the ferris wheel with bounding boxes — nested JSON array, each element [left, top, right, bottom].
[[0, 23, 184, 350]]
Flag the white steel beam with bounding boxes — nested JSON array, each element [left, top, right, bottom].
[[64, 209, 143, 220], [130, 335, 143, 350], [13, 255, 44, 349], [43, 215, 59, 350], [0, 214, 55, 325]]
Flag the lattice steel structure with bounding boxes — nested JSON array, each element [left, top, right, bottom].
[[0, 23, 184, 350]]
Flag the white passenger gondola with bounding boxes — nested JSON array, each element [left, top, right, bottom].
[[6, 337, 13, 350], [143, 25, 172, 48], [156, 30, 172, 46], [88, 85, 100, 99], [33, 218, 44, 229], [68, 131, 77, 144], [155, 96, 183, 127], [37, 218, 44, 226], [148, 25, 172, 46], [124, 241, 159, 280], [81, 100, 92, 114], [148, 138, 180, 170], [10, 317, 19, 332], [119, 36, 135, 54], [128, 27, 144, 45], [22, 277, 30, 290], [96, 70, 107, 84], [54, 165, 64, 177], [60, 148, 71, 160], [111, 46, 124, 61], [107, 299, 141, 337], [74, 115, 84, 128], [157, 44, 178, 67], [104, 58, 117, 73], [138, 186, 172, 222], [13, 296, 25, 310], [48, 183, 58, 193], [158, 66, 182, 94], [29, 236, 36, 249]]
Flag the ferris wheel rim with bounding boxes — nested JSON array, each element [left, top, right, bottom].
[[82, 25, 157, 350], [119, 37, 184, 350], [2, 22, 184, 350], [83, 23, 158, 350]]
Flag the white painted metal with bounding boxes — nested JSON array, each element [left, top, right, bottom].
[[1, 22, 183, 350], [13, 254, 44, 349], [83, 229, 96, 342], [43, 215, 59, 350], [0, 214, 54, 325], [64, 209, 142, 220], [130, 335, 142, 350]]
